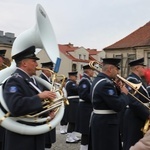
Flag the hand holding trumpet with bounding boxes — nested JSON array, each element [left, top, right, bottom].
[[38, 91, 56, 100], [114, 78, 128, 95]]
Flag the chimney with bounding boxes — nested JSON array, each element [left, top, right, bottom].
[[0, 31, 4, 36], [5, 32, 15, 38]]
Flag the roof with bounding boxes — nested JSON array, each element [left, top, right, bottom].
[[58, 43, 99, 62], [104, 21, 150, 50]]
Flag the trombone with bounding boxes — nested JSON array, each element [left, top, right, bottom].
[[89, 60, 150, 134], [89, 60, 150, 109]]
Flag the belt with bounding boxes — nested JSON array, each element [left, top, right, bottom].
[[126, 103, 149, 109], [93, 109, 117, 114], [67, 96, 79, 99], [79, 99, 85, 102]]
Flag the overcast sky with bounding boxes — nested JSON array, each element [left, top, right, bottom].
[[0, 0, 150, 50]]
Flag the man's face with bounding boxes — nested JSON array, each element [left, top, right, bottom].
[[87, 69, 95, 77], [43, 68, 52, 78], [22, 59, 38, 76], [70, 75, 77, 81], [110, 65, 119, 80], [136, 65, 146, 77], [0, 56, 4, 66]]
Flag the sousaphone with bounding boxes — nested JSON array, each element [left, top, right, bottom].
[[0, 4, 64, 135]]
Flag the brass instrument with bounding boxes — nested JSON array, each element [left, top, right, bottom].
[[0, 63, 8, 70], [89, 60, 150, 134], [89, 60, 102, 73], [0, 4, 66, 135], [25, 67, 68, 118], [141, 119, 150, 134]]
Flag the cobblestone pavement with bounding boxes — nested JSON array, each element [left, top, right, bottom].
[[51, 125, 81, 150]]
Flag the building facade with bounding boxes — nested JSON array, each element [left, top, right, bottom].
[[103, 22, 150, 77]]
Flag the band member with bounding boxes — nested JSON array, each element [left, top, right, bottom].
[[76, 64, 94, 150], [123, 57, 150, 150], [39, 62, 53, 83], [0, 50, 7, 150], [39, 61, 56, 150], [88, 58, 129, 150], [60, 77, 68, 134], [65, 71, 80, 143], [3, 46, 56, 150]]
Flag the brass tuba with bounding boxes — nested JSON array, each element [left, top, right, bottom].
[[0, 4, 65, 135]]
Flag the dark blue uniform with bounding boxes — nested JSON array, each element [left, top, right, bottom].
[[3, 69, 45, 150], [76, 73, 93, 135], [39, 73, 56, 148], [65, 79, 79, 123], [89, 72, 129, 150], [123, 73, 150, 150]]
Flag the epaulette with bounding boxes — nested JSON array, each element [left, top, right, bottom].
[[80, 77, 91, 84], [11, 73, 23, 78], [105, 78, 113, 84], [127, 77, 139, 82]]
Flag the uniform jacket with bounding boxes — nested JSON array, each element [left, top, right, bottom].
[[39, 72, 51, 83], [3, 68, 45, 150], [123, 73, 150, 150], [89, 72, 129, 150], [65, 79, 79, 123], [65, 79, 78, 97], [76, 73, 93, 134]]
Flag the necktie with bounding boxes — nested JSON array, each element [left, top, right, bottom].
[[30, 77, 37, 85]]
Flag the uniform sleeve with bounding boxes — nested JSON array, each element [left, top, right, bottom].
[[3, 77, 43, 117], [94, 81, 129, 112], [127, 78, 149, 121], [78, 79, 91, 102], [66, 81, 78, 95]]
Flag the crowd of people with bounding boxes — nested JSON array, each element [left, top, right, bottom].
[[0, 46, 150, 150]]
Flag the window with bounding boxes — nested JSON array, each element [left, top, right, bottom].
[[147, 52, 150, 67], [79, 54, 81, 59], [81, 64, 83, 70], [72, 64, 77, 71], [83, 55, 86, 60], [128, 54, 135, 63], [127, 54, 136, 75]]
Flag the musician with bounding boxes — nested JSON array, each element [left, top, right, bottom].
[[0, 50, 7, 150], [60, 77, 68, 134], [76, 64, 94, 150], [123, 57, 150, 150], [3, 46, 56, 150], [65, 71, 80, 143], [39, 62, 53, 83], [39, 61, 56, 150], [88, 58, 129, 150]]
